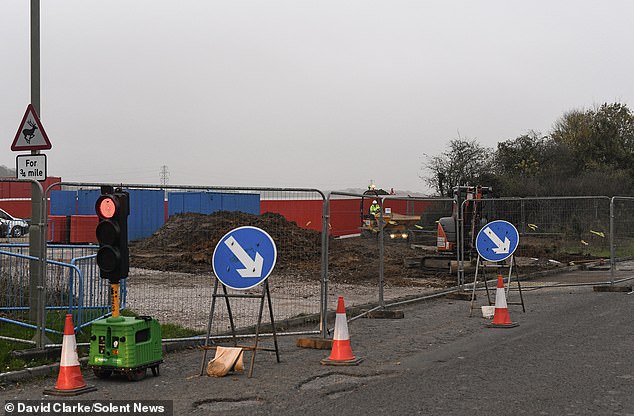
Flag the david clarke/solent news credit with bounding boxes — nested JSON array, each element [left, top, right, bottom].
[[4, 400, 173, 416]]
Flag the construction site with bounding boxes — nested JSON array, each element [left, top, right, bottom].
[[1, 179, 631, 392]]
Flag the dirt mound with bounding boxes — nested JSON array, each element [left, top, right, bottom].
[[327, 237, 455, 286], [130, 211, 452, 286], [130, 211, 603, 288], [131, 211, 321, 274]]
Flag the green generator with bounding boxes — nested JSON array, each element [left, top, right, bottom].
[[88, 316, 163, 381]]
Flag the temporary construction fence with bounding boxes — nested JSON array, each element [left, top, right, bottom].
[[1, 181, 329, 347], [113, 185, 327, 339], [3, 177, 634, 349], [0, 243, 109, 346], [326, 194, 634, 321], [326, 191, 455, 316], [609, 197, 634, 279], [456, 196, 616, 288]]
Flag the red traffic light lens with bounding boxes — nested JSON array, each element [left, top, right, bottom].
[[97, 196, 117, 219]]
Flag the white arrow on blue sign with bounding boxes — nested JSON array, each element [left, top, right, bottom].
[[475, 220, 520, 262], [212, 226, 277, 290]]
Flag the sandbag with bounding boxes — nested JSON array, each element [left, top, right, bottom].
[[206, 346, 244, 377]]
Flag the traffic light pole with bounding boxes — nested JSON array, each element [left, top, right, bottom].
[[95, 188, 129, 322], [110, 283, 120, 318]]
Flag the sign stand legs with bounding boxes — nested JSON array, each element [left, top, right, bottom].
[[200, 279, 219, 376], [200, 278, 280, 378], [469, 255, 525, 316], [250, 282, 281, 377], [505, 256, 526, 312], [469, 256, 490, 317]]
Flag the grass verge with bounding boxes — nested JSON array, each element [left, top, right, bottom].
[[0, 309, 203, 373]]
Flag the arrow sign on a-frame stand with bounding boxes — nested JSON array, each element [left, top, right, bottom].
[[470, 220, 525, 317], [202, 226, 280, 378]]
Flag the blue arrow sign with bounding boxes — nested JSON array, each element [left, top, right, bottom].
[[212, 226, 277, 290], [475, 220, 519, 262]]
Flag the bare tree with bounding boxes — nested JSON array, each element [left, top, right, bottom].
[[421, 139, 494, 196]]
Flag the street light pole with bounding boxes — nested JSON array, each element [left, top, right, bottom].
[[30, 0, 40, 113], [30, 0, 48, 348]]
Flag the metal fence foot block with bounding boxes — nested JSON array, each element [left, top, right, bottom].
[[365, 310, 404, 319], [445, 292, 472, 301], [296, 337, 333, 350], [593, 285, 633, 292]]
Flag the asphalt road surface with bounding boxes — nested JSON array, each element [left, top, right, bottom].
[[3, 278, 634, 415]]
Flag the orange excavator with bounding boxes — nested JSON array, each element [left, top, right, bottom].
[[420, 185, 492, 270]]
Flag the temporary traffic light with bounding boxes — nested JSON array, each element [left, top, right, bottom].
[[95, 187, 129, 282]]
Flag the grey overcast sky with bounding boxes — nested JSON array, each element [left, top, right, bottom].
[[1, 1, 633, 193]]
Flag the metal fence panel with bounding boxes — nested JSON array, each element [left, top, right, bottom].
[[458, 196, 613, 287], [610, 197, 634, 277], [125, 188, 323, 336], [40, 184, 325, 340], [5, 174, 633, 351], [69, 254, 114, 329], [327, 192, 456, 318], [0, 244, 110, 341], [0, 248, 33, 341]]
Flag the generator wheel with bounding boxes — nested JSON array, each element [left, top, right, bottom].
[[93, 368, 112, 379], [127, 368, 147, 382]]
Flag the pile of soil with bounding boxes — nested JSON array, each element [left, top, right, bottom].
[[131, 211, 321, 274], [130, 211, 453, 286], [131, 212, 601, 288], [328, 237, 455, 287]]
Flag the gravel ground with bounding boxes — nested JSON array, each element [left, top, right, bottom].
[[1, 263, 631, 415], [0, 278, 618, 415], [0, 285, 496, 411]]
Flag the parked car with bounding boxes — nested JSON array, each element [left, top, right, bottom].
[[0, 208, 29, 238]]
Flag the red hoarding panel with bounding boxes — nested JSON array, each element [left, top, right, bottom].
[[48, 216, 69, 243], [70, 215, 98, 244], [329, 199, 363, 236], [0, 177, 61, 199], [260, 200, 323, 233], [261, 198, 432, 237]]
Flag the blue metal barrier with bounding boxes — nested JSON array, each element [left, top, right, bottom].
[[0, 244, 121, 336], [69, 254, 127, 330]]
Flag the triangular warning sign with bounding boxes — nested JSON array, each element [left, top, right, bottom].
[[11, 104, 52, 151]]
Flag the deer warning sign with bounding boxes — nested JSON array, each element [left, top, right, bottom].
[[11, 104, 52, 151]]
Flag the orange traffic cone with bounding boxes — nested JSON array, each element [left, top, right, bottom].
[[486, 275, 519, 328], [320, 297, 362, 366], [44, 314, 97, 396]]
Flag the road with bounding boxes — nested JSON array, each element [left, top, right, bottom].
[[3, 278, 634, 415]]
